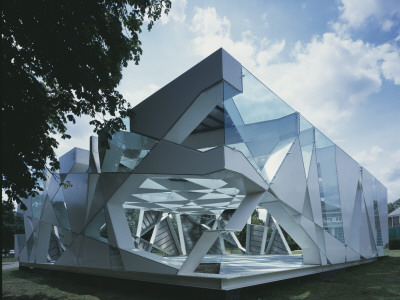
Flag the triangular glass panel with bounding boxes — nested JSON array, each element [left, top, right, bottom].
[[315, 129, 334, 149], [231, 68, 295, 124], [51, 188, 71, 230], [101, 131, 158, 172], [84, 207, 108, 243]]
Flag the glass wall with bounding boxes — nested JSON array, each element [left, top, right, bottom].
[[224, 68, 298, 183]]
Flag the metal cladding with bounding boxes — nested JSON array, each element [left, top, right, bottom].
[[15, 48, 388, 288]]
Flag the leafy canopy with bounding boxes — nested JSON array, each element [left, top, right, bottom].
[[1, 0, 171, 206], [388, 199, 400, 214]]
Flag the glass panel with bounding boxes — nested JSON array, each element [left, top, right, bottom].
[[225, 94, 298, 182], [299, 116, 315, 179], [315, 129, 334, 149], [84, 207, 108, 243], [51, 188, 71, 230], [232, 68, 295, 124], [31, 180, 45, 220], [316, 144, 345, 242], [373, 179, 383, 246], [101, 131, 157, 172]]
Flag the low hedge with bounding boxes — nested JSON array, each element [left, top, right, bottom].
[[389, 238, 400, 250]]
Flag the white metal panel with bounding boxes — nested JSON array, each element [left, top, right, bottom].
[[54, 248, 77, 267], [63, 174, 89, 234], [40, 201, 60, 227], [164, 83, 223, 144], [35, 221, 52, 263], [361, 169, 376, 240], [345, 246, 360, 262], [271, 138, 307, 213], [178, 231, 221, 274], [80, 237, 111, 269], [120, 249, 179, 275], [324, 231, 346, 264]]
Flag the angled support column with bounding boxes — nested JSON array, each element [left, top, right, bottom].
[[176, 214, 187, 255], [136, 209, 145, 237], [178, 192, 265, 274]]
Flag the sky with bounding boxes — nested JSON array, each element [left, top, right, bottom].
[[57, 0, 400, 203]]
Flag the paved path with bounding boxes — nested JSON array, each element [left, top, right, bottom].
[[2, 262, 19, 270]]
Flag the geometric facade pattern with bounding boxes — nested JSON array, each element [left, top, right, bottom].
[[16, 48, 388, 289]]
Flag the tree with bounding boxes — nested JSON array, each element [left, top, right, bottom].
[[1, 201, 15, 254], [388, 199, 400, 214], [1, 0, 171, 207]]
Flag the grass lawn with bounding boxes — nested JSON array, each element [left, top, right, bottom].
[[2, 250, 400, 300], [2, 257, 17, 263]]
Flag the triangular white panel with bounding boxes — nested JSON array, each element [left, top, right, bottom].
[[120, 249, 178, 275], [300, 216, 318, 245], [68, 234, 84, 266], [306, 149, 323, 227], [271, 138, 306, 213], [302, 188, 314, 221], [40, 200, 61, 227], [324, 231, 346, 264], [345, 246, 360, 262], [54, 248, 76, 267]]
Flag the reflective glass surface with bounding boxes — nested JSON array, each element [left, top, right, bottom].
[[84, 207, 108, 243], [101, 132, 157, 172], [51, 188, 71, 230], [315, 135, 344, 242], [299, 116, 315, 179], [224, 70, 298, 182]]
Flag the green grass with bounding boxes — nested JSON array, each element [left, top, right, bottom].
[[2, 257, 17, 262], [2, 251, 400, 299], [292, 250, 303, 255]]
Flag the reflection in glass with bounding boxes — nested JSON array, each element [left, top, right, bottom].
[[84, 207, 108, 243], [51, 188, 71, 230], [316, 141, 345, 242], [101, 132, 157, 172]]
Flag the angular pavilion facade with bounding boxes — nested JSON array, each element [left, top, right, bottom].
[[15, 49, 388, 290]]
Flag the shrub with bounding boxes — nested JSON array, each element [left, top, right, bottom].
[[389, 239, 400, 250]]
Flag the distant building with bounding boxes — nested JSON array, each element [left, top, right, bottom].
[[389, 207, 400, 228]]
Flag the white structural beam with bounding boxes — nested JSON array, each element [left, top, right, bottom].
[[178, 192, 265, 274]]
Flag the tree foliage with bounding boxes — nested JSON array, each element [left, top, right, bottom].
[[1, 0, 170, 206], [388, 199, 400, 214]]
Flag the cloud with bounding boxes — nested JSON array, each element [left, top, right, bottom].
[[190, 6, 400, 135], [160, 0, 187, 25], [121, 84, 160, 107], [190, 7, 285, 73], [354, 145, 384, 165], [338, 0, 400, 30], [355, 147, 400, 202]]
